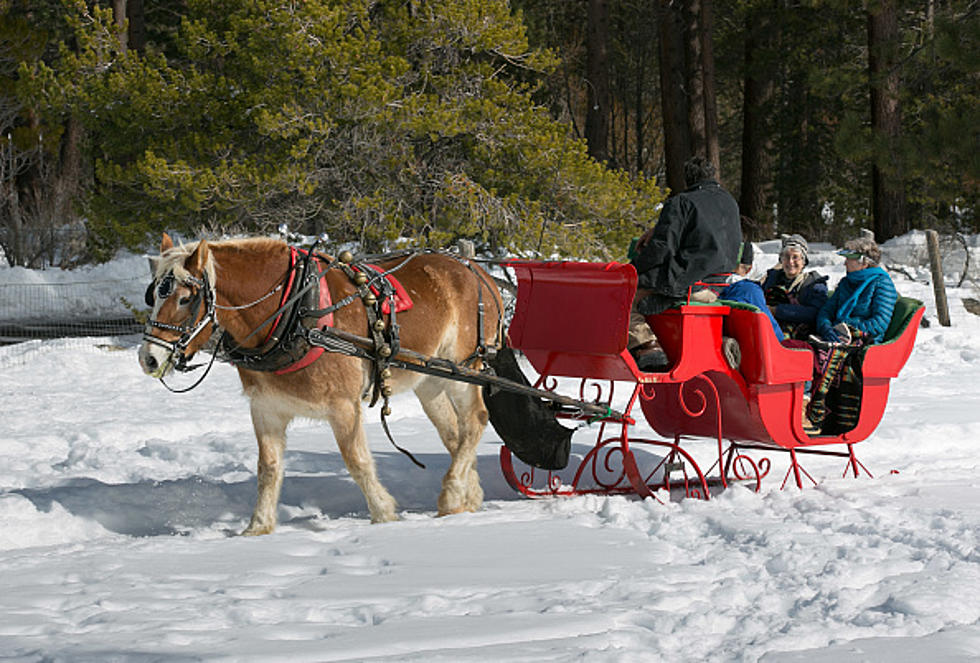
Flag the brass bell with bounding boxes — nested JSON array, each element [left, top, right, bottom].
[[354, 272, 368, 285], [381, 385, 393, 397], [380, 368, 391, 380], [373, 319, 386, 332], [378, 344, 391, 357], [382, 405, 392, 416], [363, 293, 377, 306], [338, 250, 354, 263]]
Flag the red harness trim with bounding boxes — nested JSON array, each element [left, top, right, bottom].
[[273, 251, 413, 375], [263, 248, 297, 345], [357, 264, 414, 314], [275, 247, 334, 375]]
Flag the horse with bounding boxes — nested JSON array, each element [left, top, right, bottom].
[[138, 234, 503, 534]]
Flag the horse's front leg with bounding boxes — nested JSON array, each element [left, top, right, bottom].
[[328, 398, 398, 523], [242, 403, 291, 536]]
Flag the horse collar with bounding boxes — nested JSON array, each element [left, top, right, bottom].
[[218, 246, 333, 374]]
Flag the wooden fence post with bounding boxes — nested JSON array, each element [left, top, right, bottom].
[[926, 229, 951, 327], [457, 239, 476, 259]]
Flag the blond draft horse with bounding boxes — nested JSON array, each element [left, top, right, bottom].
[[138, 234, 503, 534]]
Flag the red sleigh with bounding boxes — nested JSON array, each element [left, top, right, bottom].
[[499, 260, 924, 499]]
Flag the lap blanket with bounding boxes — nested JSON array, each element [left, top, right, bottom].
[[806, 330, 870, 435]]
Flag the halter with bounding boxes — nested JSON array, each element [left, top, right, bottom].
[[142, 270, 218, 377]]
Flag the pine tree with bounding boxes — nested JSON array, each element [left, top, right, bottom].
[[24, 0, 665, 259]]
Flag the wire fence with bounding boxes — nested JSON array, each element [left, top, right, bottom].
[[0, 275, 148, 367]]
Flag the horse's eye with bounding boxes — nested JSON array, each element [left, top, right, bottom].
[[178, 296, 192, 306]]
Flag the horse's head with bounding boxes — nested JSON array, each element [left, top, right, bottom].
[[139, 233, 219, 378]]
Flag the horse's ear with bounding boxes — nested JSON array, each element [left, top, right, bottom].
[[186, 240, 210, 274], [160, 233, 174, 253]]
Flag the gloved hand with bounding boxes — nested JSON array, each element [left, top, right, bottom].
[[832, 322, 852, 345]]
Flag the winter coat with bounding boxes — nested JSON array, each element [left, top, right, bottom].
[[631, 179, 741, 315], [816, 267, 898, 343], [761, 268, 829, 330]]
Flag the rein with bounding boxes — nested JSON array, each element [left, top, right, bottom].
[[215, 283, 284, 311]]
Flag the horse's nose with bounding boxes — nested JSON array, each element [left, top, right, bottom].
[[143, 352, 158, 373]]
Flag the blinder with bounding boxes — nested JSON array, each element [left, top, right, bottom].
[[142, 270, 217, 375], [145, 273, 176, 307]]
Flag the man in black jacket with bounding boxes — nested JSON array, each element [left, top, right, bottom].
[[629, 156, 742, 368]]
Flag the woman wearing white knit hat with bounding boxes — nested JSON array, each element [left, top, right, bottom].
[[760, 234, 830, 340]]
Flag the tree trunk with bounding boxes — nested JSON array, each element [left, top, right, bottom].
[[868, 0, 907, 241], [585, 0, 611, 164], [53, 116, 82, 221], [738, 4, 776, 238], [776, 73, 820, 237], [127, 0, 146, 52], [657, 0, 690, 193], [700, 0, 720, 177], [113, 0, 128, 53], [634, 58, 645, 176], [682, 0, 706, 159]]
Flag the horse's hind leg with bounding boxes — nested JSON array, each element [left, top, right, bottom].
[[416, 379, 488, 515], [243, 402, 291, 536], [328, 398, 398, 523]]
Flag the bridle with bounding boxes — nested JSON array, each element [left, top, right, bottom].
[[142, 270, 218, 379]]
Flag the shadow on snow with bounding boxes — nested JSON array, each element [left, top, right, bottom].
[[9, 441, 678, 537]]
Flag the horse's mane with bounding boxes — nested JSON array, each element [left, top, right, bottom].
[[155, 237, 287, 283]]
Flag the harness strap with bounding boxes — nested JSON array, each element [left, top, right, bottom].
[[219, 246, 332, 368], [337, 261, 396, 409]]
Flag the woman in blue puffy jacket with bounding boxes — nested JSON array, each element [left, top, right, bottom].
[[816, 236, 897, 344]]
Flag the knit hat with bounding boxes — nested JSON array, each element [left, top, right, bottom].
[[780, 234, 809, 265]]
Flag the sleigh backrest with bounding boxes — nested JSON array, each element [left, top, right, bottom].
[[863, 297, 924, 379], [723, 303, 813, 385]]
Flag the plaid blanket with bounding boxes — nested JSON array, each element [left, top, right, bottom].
[[806, 329, 870, 435]]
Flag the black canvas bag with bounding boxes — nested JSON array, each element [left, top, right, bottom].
[[482, 346, 572, 470]]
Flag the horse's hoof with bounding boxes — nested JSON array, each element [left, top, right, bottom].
[[241, 524, 275, 536], [436, 506, 467, 517], [369, 513, 399, 524]]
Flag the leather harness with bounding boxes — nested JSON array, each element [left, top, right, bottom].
[[147, 246, 500, 466]]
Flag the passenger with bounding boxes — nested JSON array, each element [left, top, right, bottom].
[[718, 234, 829, 344], [726, 240, 756, 279], [714, 239, 784, 342], [760, 234, 829, 340], [628, 156, 741, 371], [718, 277, 786, 342], [814, 236, 897, 345], [806, 235, 898, 434]]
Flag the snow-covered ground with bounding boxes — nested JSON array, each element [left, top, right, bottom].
[[1, 235, 979, 661]]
